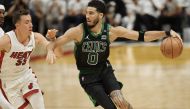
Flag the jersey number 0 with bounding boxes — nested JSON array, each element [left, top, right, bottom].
[[87, 52, 98, 65]]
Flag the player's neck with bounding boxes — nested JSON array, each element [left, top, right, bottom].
[[15, 29, 30, 45], [90, 21, 102, 35]]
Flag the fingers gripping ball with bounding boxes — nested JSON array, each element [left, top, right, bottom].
[[160, 37, 183, 59]]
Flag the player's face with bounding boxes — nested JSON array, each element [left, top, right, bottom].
[[17, 14, 33, 35], [86, 7, 102, 28], [0, 9, 5, 27]]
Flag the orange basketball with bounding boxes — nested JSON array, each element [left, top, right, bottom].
[[160, 37, 183, 59]]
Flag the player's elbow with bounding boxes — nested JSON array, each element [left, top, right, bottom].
[[144, 36, 152, 42]]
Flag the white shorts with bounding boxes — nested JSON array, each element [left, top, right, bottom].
[[1, 71, 41, 109]]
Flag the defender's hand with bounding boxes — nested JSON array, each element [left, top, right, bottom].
[[46, 50, 56, 64], [46, 29, 58, 41]]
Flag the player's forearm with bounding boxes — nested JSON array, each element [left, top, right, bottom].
[[144, 31, 167, 42], [46, 42, 56, 52]]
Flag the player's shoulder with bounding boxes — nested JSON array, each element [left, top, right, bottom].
[[69, 23, 83, 32], [0, 34, 11, 52], [0, 34, 11, 42], [66, 23, 83, 35], [33, 32, 43, 37], [33, 32, 44, 40], [33, 32, 45, 43], [110, 26, 124, 31], [62, 23, 83, 42]]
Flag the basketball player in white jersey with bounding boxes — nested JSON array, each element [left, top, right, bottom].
[[0, 4, 15, 109], [0, 8, 57, 109]]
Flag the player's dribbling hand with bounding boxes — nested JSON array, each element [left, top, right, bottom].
[[46, 50, 56, 64], [46, 29, 58, 41], [170, 30, 183, 44]]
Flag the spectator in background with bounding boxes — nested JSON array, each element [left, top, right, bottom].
[[46, 0, 66, 35], [159, 0, 182, 33], [185, 0, 190, 26], [105, 0, 127, 26], [63, 0, 86, 32], [29, 0, 45, 34], [105, 0, 128, 42], [180, 0, 190, 41], [133, 0, 163, 31], [122, 0, 140, 30], [3, 0, 30, 32], [106, 1, 122, 26]]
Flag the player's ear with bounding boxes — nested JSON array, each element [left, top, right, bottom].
[[99, 13, 103, 19], [15, 23, 18, 27], [15, 22, 20, 27]]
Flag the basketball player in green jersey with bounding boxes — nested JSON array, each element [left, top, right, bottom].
[[46, 0, 182, 108]]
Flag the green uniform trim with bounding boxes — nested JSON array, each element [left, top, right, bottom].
[[86, 23, 104, 37], [107, 24, 111, 44]]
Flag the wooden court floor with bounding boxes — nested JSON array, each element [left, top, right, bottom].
[[30, 43, 190, 109]]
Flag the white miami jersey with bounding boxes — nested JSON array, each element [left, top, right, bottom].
[[0, 27, 4, 37], [0, 30, 35, 80], [0, 27, 4, 65]]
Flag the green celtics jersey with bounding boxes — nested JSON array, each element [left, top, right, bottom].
[[74, 22, 110, 70]]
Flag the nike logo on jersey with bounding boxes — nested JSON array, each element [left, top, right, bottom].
[[85, 35, 90, 40], [101, 35, 107, 40]]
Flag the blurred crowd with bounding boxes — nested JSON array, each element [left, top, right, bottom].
[[1, 0, 190, 41]]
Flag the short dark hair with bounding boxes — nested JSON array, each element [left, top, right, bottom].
[[12, 8, 30, 25], [88, 0, 106, 14]]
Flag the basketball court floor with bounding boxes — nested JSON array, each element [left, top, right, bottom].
[[30, 42, 190, 109]]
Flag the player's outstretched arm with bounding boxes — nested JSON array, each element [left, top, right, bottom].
[[46, 25, 82, 64], [0, 35, 11, 52], [109, 26, 182, 42], [144, 30, 182, 42], [34, 29, 58, 48], [34, 29, 57, 48], [33, 29, 57, 64]]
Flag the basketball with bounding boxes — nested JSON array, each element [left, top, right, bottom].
[[160, 37, 183, 58]]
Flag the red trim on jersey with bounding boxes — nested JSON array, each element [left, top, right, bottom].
[[0, 79, 9, 101], [0, 51, 5, 70], [23, 89, 39, 99], [18, 99, 29, 109]]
